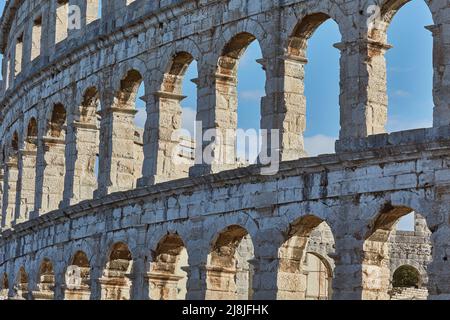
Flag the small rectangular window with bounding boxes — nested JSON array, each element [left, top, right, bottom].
[[31, 16, 42, 61], [14, 34, 23, 75], [55, 0, 69, 44]]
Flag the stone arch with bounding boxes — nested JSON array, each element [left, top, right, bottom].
[[2, 130, 20, 228], [210, 31, 267, 168], [303, 252, 333, 300], [206, 225, 255, 300], [362, 0, 435, 134], [25, 117, 38, 150], [20, 116, 38, 219], [33, 258, 55, 300], [97, 68, 145, 194], [11, 131, 19, 152], [148, 233, 189, 300], [392, 264, 421, 288], [39, 103, 67, 213], [14, 266, 29, 300], [370, 0, 434, 40], [65, 251, 91, 300], [117, 69, 144, 109], [66, 86, 100, 204], [78, 86, 100, 125], [277, 214, 335, 300], [47, 103, 67, 139], [362, 203, 432, 300], [100, 242, 133, 300], [288, 12, 333, 57]]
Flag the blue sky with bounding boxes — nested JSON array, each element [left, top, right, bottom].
[[0, 0, 432, 230]]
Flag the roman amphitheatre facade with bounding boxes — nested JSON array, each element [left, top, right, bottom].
[[0, 0, 448, 300]]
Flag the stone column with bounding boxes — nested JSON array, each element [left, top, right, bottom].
[[96, 103, 138, 197], [331, 235, 365, 300], [428, 23, 450, 127], [2, 159, 19, 229], [89, 265, 102, 300], [260, 53, 307, 160], [18, 148, 37, 222], [139, 91, 187, 186], [185, 240, 208, 300], [427, 223, 450, 299], [0, 168, 3, 229], [62, 121, 98, 207], [251, 239, 280, 300], [335, 38, 392, 151], [190, 64, 239, 176], [40, 136, 66, 213]]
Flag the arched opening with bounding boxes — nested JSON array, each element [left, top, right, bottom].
[[15, 267, 29, 300], [33, 258, 55, 300], [65, 251, 91, 300], [3, 131, 20, 227], [288, 13, 341, 157], [21, 118, 38, 220], [206, 225, 255, 300], [362, 205, 431, 300], [367, 0, 433, 133], [26, 118, 38, 150], [156, 52, 198, 179], [107, 70, 144, 191], [100, 242, 133, 300], [1, 273, 9, 299], [390, 265, 428, 300], [49, 103, 67, 138], [303, 253, 333, 300], [277, 215, 335, 300], [392, 265, 421, 288], [148, 234, 189, 300], [41, 104, 67, 212], [235, 40, 264, 165], [72, 87, 100, 202], [214, 33, 265, 168]]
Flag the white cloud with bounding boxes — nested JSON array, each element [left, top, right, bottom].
[[386, 117, 432, 132], [239, 90, 265, 102], [392, 89, 410, 97], [304, 135, 337, 157]]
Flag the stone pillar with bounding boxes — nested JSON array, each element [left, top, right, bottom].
[[89, 265, 102, 300], [32, 126, 46, 218], [251, 240, 280, 300], [18, 148, 37, 222], [335, 38, 392, 151], [64, 266, 91, 300], [40, 137, 66, 213], [0, 168, 3, 229], [261, 53, 307, 160], [428, 23, 450, 127], [139, 91, 187, 186], [96, 103, 138, 197], [185, 243, 208, 301], [331, 235, 365, 300], [62, 121, 98, 207], [427, 223, 450, 299], [2, 159, 19, 229], [129, 256, 146, 300], [98, 272, 132, 300], [190, 64, 239, 176]]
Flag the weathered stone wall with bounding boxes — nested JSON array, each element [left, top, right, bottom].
[[0, 0, 449, 300]]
